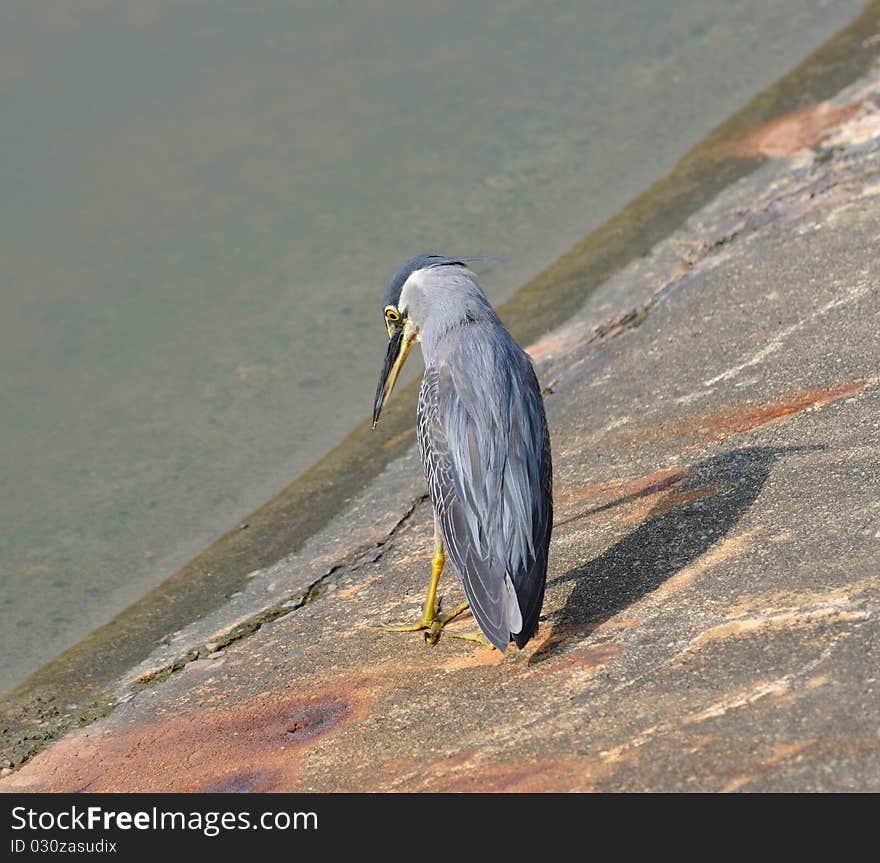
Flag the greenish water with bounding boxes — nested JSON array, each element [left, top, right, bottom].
[[0, 0, 866, 694]]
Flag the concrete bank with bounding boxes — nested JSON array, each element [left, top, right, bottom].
[[3, 64, 880, 791]]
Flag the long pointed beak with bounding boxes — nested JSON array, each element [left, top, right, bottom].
[[373, 322, 416, 427]]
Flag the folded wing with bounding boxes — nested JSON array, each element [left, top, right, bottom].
[[417, 327, 552, 650]]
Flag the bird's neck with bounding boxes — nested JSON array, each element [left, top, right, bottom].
[[419, 313, 501, 369]]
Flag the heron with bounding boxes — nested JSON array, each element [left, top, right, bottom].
[[372, 254, 552, 650]]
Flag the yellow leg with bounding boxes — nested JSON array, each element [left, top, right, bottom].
[[422, 534, 445, 621], [382, 533, 471, 643]]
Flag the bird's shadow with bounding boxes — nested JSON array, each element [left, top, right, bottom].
[[530, 445, 822, 663]]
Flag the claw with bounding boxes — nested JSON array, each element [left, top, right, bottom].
[[383, 599, 471, 645], [382, 595, 441, 634], [380, 534, 490, 649], [381, 620, 432, 633], [445, 629, 497, 649]]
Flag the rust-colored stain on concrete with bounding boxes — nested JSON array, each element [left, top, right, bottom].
[[621, 379, 869, 446], [526, 634, 623, 671], [201, 769, 284, 793], [524, 618, 628, 667], [717, 102, 860, 158], [565, 642, 622, 670], [619, 482, 720, 525], [556, 467, 692, 510], [697, 380, 869, 441], [555, 468, 713, 534], [4, 689, 358, 793]]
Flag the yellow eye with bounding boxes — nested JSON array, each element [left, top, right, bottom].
[[384, 307, 401, 324]]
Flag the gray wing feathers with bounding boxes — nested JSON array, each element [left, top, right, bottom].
[[417, 327, 552, 650]]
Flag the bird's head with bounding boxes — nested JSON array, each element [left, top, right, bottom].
[[372, 254, 498, 427], [371, 255, 428, 428], [373, 252, 499, 428]]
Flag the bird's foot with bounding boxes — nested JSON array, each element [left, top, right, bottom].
[[382, 599, 470, 645], [445, 629, 496, 649]]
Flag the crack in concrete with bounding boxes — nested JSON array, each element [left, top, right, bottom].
[[130, 493, 428, 691], [0, 492, 429, 772]]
